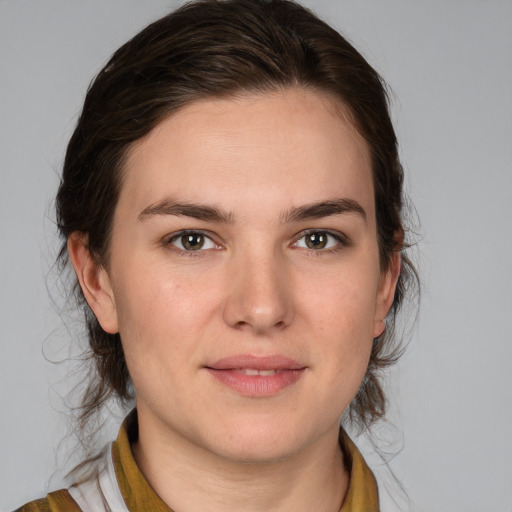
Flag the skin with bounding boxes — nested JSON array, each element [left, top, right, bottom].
[[69, 88, 400, 512]]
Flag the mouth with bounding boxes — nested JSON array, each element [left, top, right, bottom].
[[233, 369, 284, 376], [205, 355, 306, 397]]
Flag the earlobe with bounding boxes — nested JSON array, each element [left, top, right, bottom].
[[67, 233, 119, 334], [373, 251, 401, 339]]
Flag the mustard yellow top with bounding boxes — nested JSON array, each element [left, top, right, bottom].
[[15, 414, 379, 512]]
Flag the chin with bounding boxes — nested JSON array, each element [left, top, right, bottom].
[[202, 418, 313, 464]]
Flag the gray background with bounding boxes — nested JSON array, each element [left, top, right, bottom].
[[1, 1, 511, 510]]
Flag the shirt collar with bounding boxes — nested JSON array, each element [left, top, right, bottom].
[[112, 410, 379, 512]]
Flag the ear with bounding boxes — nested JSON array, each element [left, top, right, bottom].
[[67, 232, 119, 334], [373, 251, 401, 339]]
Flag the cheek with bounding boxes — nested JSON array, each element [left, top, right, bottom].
[[299, 262, 379, 386], [111, 275, 197, 406], [111, 261, 221, 369], [301, 261, 380, 336]]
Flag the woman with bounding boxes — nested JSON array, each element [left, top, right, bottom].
[[17, 0, 416, 510]]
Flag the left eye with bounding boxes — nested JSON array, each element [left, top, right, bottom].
[[293, 231, 341, 250], [167, 232, 218, 251]]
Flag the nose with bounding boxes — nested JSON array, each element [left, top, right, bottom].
[[222, 247, 294, 335]]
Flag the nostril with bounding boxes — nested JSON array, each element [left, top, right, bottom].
[[233, 319, 286, 333]]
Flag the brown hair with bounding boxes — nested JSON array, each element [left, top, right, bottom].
[[57, 0, 418, 433]]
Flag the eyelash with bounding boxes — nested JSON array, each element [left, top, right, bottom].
[[163, 229, 350, 256]]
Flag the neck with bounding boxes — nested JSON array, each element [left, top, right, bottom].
[[132, 414, 348, 512]]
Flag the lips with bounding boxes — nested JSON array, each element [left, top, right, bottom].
[[205, 355, 306, 397]]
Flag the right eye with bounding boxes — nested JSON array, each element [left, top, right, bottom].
[[167, 231, 218, 252]]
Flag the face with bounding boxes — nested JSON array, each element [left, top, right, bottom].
[[76, 88, 398, 463]]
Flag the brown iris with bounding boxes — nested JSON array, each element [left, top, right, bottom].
[[181, 233, 205, 250], [305, 232, 328, 249]]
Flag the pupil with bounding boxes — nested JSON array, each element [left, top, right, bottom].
[[306, 232, 327, 249], [183, 233, 204, 250]]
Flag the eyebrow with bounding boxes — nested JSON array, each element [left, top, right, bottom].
[[281, 198, 367, 223], [138, 199, 235, 223], [138, 197, 366, 224]]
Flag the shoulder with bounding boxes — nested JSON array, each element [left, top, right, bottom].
[[13, 489, 82, 512]]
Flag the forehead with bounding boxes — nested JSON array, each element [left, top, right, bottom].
[[119, 88, 374, 221]]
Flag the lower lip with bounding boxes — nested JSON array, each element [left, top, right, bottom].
[[206, 369, 305, 397]]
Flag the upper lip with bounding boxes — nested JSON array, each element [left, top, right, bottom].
[[206, 354, 305, 371]]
